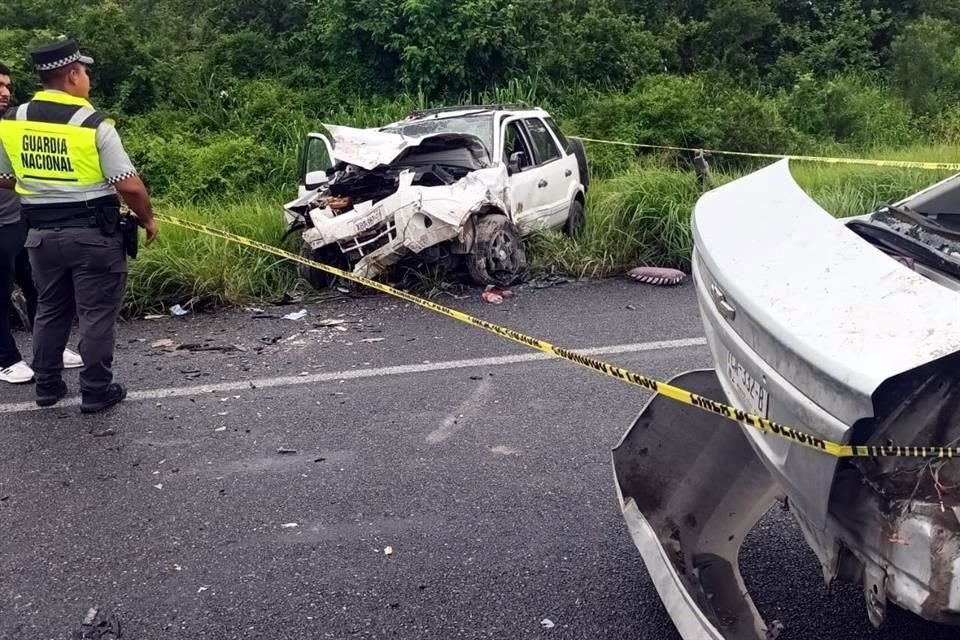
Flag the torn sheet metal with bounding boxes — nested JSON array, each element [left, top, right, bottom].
[[323, 124, 413, 170], [300, 162, 510, 279]]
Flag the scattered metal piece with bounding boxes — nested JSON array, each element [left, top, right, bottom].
[[82, 608, 98, 626]]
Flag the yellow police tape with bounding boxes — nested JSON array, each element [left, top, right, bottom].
[[573, 136, 960, 172], [153, 212, 960, 460]]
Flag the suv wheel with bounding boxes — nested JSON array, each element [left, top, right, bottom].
[[299, 242, 349, 290], [466, 214, 527, 287], [563, 198, 585, 238]]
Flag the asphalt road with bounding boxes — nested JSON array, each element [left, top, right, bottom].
[[0, 278, 955, 639]]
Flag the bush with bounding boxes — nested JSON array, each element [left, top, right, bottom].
[[781, 74, 914, 148], [126, 133, 282, 201]]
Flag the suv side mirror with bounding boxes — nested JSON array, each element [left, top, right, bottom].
[[508, 151, 525, 174]]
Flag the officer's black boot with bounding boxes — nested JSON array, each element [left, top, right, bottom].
[[36, 380, 68, 407], [80, 383, 127, 414]]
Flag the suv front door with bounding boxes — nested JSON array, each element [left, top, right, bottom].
[[298, 132, 335, 197], [522, 117, 575, 229], [501, 117, 554, 233]]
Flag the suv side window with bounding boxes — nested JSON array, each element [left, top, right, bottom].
[[545, 117, 573, 155], [523, 118, 561, 165], [503, 120, 535, 171]]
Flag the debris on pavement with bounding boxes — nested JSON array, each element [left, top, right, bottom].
[[626, 266, 688, 286], [314, 318, 346, 327], [528, 274, 572, 289], [82, 608, 98, 626], [150, 339, 175, 350], [274, 292, 304, 306], [75, 608, 122, 639], [282, 309, 309, 321], [281, 522, 299, 528], [277, 447, 298, 455], [486, 285, 514, 299], [169, 304, 190, 317], [384, 546, 394, 556], [540, 618, 556, 629], [143, 314, 164, 320], [175, 343, 246, 354], [482, 290, 504, 305]]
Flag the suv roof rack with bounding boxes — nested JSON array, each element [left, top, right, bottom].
[[403, 103, 534, 119]]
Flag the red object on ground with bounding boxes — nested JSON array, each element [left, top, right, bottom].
[[482, 291, 504, 304]]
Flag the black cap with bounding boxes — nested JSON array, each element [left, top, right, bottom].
[[30, 39, 94, 73]]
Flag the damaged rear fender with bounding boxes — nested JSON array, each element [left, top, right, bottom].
[[612, 369, 784, 640]]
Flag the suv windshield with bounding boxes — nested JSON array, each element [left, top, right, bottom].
[[383, 115, 494, 154]]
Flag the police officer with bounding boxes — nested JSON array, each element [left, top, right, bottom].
[[0, 60, 83, 385], [0, 39, 158, 412]]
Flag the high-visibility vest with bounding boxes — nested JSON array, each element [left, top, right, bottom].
[[0, 90, 111, 197]]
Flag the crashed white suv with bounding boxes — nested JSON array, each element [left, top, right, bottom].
[[282, 105, 589, 288]]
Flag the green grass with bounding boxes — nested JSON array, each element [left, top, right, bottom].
[[126, 146, 960, 313], [530, 149, 958, 277], [126, 195, 302, 315]]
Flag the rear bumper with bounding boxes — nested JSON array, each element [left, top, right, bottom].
[[612, 369, 783, 640]]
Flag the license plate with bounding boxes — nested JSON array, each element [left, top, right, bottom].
[[726, 352, 769, 418]]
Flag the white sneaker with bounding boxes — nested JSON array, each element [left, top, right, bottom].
[[63, 348, 83, 369], [0, 361, 35, 384]]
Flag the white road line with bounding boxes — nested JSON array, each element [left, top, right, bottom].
[[0, 337, 706, 415]]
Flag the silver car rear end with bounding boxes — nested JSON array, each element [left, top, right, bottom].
[[615, 159, 960, 637]]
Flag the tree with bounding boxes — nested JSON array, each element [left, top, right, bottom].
[[892, 16, 957, 113], [773, 0, 890, 84]]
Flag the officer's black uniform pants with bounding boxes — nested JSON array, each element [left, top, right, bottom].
[[0, 221, 25, 369], [25, 226, 127, 396]]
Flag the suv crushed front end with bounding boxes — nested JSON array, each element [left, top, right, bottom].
[[284, 125, 515, 286]]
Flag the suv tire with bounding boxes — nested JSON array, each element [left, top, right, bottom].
[[466, 214, 527, 287], [299, 242, 349, 290]]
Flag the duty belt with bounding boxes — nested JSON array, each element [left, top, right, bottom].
[[22, 195, 120, 229]]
